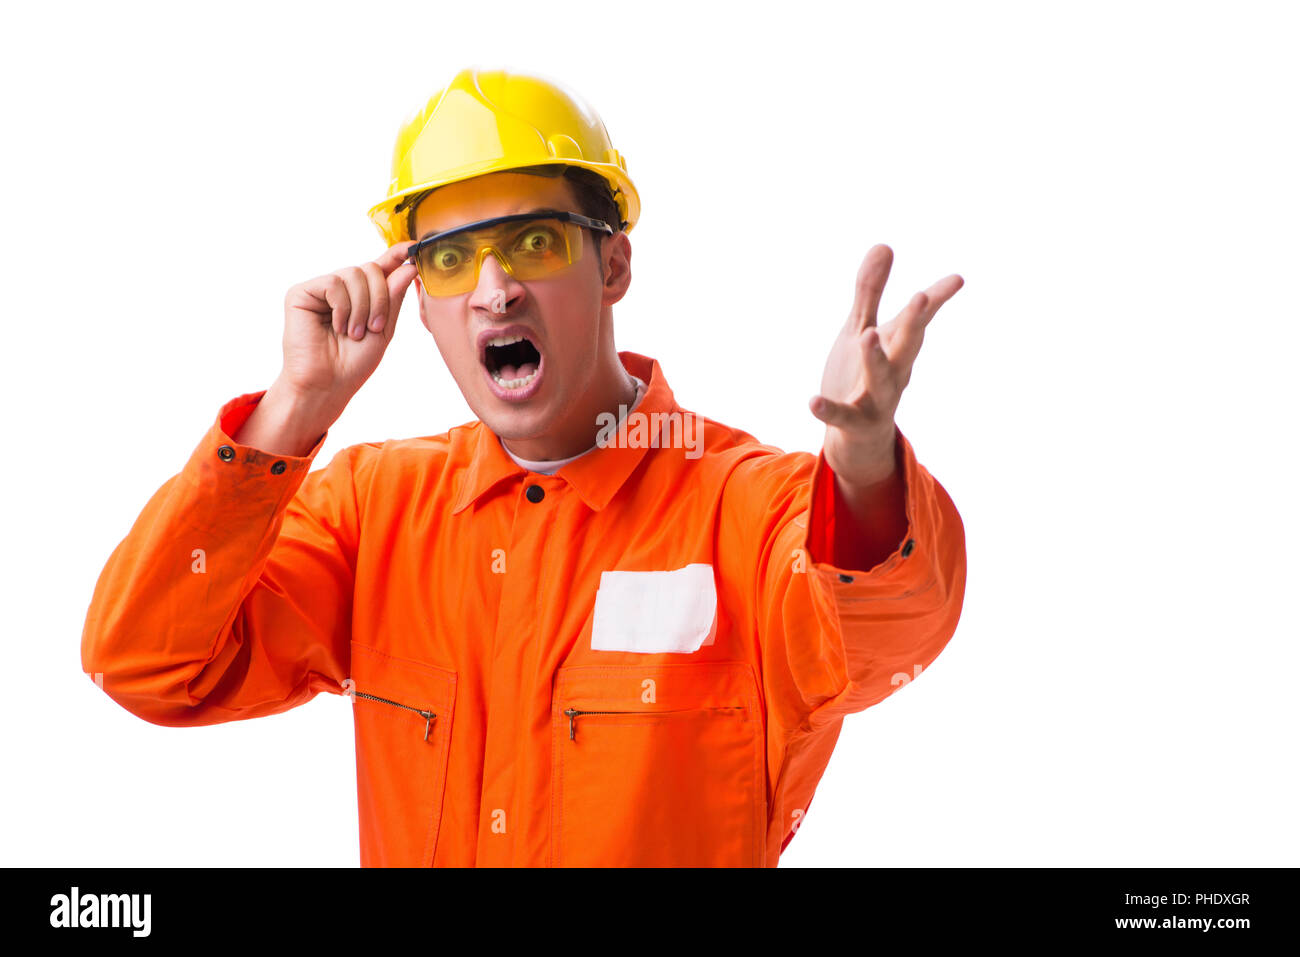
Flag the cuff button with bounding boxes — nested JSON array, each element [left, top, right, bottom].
[[270, 460, 286, 475], [901, 538, 916, 558], [217, 445, 235, 462], [838, 573, 854, 584]]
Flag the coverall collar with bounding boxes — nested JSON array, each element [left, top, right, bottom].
[[451, 351, 680, 515]]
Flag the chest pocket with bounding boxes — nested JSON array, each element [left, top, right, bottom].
[[349, 640, 457, 867], [551, 661, 765, 867]]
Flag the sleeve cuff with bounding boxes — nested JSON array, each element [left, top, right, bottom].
[[801, 426, 923, 588], [214, 391, 329, 475]]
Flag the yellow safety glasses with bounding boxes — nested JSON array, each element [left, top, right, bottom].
[[408, 209, 614, 297]]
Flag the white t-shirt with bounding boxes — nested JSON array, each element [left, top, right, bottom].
[[499, 375, 647, 475]]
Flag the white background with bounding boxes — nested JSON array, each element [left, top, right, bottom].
[[2, 0, 1297, 867]]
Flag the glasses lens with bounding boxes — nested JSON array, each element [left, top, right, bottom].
[[416, 217, 583, 296], [416, 235, 476, 296], [502, 218, 579, 278]]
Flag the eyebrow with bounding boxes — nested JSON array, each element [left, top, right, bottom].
[[417, 207, 561, 242]]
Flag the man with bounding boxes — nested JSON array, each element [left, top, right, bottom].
[[81, 67, 967, 867]]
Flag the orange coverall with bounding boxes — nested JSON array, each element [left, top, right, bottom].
[[81, 350, 967, 866]]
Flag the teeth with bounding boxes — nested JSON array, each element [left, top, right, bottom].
[[485, 333, 537, 391], [492, 369, 538, 390]]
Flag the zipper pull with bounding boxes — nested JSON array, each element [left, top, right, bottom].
[[419, 710, 435, 742], [564, 708, 578, 741]]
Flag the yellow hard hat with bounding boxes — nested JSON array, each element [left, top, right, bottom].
[[368, 67, 640, 247]]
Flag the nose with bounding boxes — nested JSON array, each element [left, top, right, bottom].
[[469, 247, 524, 314]]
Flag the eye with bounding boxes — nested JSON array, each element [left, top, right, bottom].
[[514, 226, 559, 254], [428, 243, 470, 271]]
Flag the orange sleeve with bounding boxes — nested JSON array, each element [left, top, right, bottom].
[[740, 426, 967, 736], [80, 391, 359, 727], [721, 426, 967, 849], [792, 427, 967, 727]]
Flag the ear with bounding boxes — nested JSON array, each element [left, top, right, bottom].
[[599, 232, 632, 307]]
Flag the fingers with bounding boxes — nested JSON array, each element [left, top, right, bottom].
[[882, 291, 930, 376], [315, 274, 350, 339], [368, 241, 418, 336], [891, 273, 964, 366], [292, 246, 420, 344], [862, 325, 892, 382], [817, 255, 964, 436], [920, 273, 964, 317], [374, 239, 416, 276], [381, 259, 419, 336], [336, 267, 370, 340], [313, 267, 370, 340], [361, 262, 389, 334], [849, 244, 893, 332]]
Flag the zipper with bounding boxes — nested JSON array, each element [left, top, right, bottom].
[[353, 690, 437, 741], [563, 706, 744, 741]]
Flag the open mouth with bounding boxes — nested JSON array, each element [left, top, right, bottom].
[[483, 334, 542, 390]]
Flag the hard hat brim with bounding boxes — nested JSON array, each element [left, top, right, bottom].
[[368, 159, 640, 248]]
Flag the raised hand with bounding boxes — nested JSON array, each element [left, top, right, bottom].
[[280, 240, 419, 406], [232, 241, 419, 458], [810, 244, 964, 487]]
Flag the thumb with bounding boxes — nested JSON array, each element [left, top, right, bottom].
[[809, 395, 859, 429]]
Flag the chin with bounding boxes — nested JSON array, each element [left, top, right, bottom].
[[472, 396, 550, 438]]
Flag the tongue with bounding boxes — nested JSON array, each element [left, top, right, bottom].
[[496, 361, 538, 381]]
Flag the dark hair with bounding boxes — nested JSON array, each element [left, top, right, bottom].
[[405, 164, 624, 252]]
